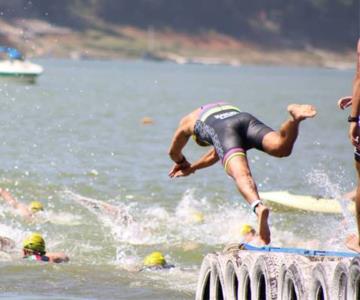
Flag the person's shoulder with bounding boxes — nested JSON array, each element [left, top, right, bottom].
[[180, 109, 200, 127]]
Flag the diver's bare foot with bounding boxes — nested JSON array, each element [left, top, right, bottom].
[[346, 234, 360, 253], [288, 104, 317, 122], [256, 205, 271, 245]]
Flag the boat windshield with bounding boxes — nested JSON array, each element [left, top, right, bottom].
[[0, 47, 24, 60]]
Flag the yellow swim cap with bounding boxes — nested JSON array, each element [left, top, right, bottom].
[[143, 251, 166, 267], [23, 232, 46, 254], [192, 211, 205, 223], [240, 224, 255, 236], [30, 201, 44, 213]]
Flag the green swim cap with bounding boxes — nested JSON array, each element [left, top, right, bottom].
[[30, 201, 44, 213], [23, 232, 46, 255], [143, 251, 166, 267]]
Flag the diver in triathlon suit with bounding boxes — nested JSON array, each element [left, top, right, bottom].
[[168, 102, 316, 245], [337, 38, 360, 253]]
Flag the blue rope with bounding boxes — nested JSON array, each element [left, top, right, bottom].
[[241, 243, 358, 258]]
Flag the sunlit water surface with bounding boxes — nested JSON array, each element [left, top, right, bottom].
[[0, 59, 356, 299]]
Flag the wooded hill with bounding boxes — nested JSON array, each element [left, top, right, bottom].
[[0, 0, 358, 50]]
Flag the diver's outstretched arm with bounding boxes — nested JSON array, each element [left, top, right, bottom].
[[168, 115, 193, 164], [170, 148, 219, 178], [168, 110, 200, 177], [191, 147, 219, 170]]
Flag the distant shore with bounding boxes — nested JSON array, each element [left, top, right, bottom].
[[0, 18, 355, 69]]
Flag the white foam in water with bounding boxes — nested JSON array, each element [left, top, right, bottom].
[[65, 187, 296, 294], [144, 206, 169, 221], [172, 188, 254, 245], [0, 223, 23, 244], [0, 223, 25, 261], [65, 190, 160, 245], [175, 188, 209, 222], [115, 244, 141, 271], [35, 211, 83, 226], [66, 189, 255, 265], [306, 168, 356, 246]]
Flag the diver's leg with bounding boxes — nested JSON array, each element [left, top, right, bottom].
[[262, 104, 317, 157], [226, 155, 270, 245]]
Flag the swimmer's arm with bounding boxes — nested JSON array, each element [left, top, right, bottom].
[[46, 252, 69, 263], [190, 148, 219, 172], [96, 201, 123, 219], [77, 197, 118, 217], [0, 188, 19, 208], [0, 189, 31, 217]]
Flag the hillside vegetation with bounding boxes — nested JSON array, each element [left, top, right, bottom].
[[0, 0, 358, 66]]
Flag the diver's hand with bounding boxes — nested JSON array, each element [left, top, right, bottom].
[[337, 96, 352, 110], [172, 166, 195, 178], [168, 160, 191, 178]]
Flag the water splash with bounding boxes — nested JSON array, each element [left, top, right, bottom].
[[306, 168, 343, 198], [306, 168, 356, 245]]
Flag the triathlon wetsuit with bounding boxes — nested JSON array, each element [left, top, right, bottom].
[[193, 102, 274, 171], [24, 254, 49, 262]]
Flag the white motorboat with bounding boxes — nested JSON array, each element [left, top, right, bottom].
[[0, 60, 43, 82], [0, 47, 43, 83]]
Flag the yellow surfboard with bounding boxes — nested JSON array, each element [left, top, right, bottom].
[[259, 190, 355, 214]]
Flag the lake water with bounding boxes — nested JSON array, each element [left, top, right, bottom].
[[0, 59, 357, 299]]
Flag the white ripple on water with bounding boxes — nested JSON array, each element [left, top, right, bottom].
[[64, 187, 351, 294], [172, 188, 255, 245], [64, 190, 203, 293], [65, 188, 257, 248]]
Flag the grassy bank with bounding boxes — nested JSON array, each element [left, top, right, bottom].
[[0, 18, 355, 68]]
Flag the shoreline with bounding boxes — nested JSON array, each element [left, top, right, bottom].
[[0, 18, 356, 69]]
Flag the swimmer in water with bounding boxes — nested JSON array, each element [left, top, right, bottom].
[[141, 251, 175, 271], [67, 192, 134, 226], [22, 232, 69, 263], [0, 188, 44, 220], [240, 224, 258, 244], [168, 102, 317, 245]]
